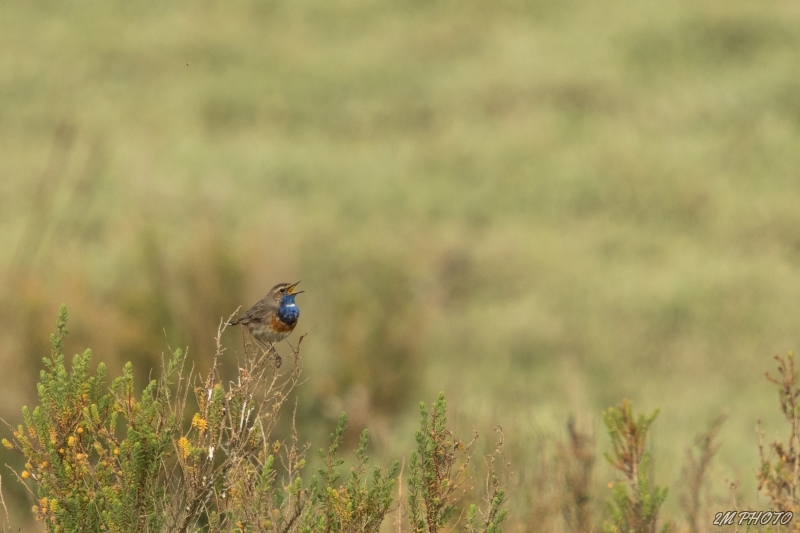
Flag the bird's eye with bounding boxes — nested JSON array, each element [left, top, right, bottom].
[[279, 288, 285, 293]]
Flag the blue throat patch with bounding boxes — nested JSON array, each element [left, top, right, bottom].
[[277, 294, 300, 326]]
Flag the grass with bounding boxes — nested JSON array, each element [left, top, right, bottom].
[[1, 0, 800, 529]]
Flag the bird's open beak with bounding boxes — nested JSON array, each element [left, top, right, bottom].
[[287, 281, 304, 295]]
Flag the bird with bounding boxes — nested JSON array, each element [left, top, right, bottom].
[[228, 282, 304, 364]]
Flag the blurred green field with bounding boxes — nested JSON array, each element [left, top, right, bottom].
[[2, 0, 800, 530]]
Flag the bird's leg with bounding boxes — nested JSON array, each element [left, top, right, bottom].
[[251, 337, 282, 368], [272, 348, 282, 368]]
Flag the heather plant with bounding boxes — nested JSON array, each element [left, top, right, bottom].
[[406, 393, 508, 533], [298, 412, 398, 533], [464, 427, 509, 533], [2, 304, 181, 531], [757, 352, 800, 521], [603, 400, 668, 533], [2, 306, 508, 533], [406, 392, 473, 533]]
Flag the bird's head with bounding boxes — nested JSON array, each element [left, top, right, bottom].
[[269, 281, 304, 305]]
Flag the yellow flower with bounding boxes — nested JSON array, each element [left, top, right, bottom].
[[178, 437, 191, 459], [191, 413, 208, 434], [1, 439, 12, 449], [21, 471, 30, 479], [273, 441, 281, 453], [67, 436, 75, 447]]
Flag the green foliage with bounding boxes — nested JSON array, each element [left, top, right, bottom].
[[407, 393, 464, 533], [602, 400, 668, 533], [464, 429, 509, 533], [406, 392, 508, 533], [295, 413, 399, 533], [5, 304, 182, 532], [3, 308, 508, 533]]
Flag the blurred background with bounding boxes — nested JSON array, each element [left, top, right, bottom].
[[2, 0, 800, 530]]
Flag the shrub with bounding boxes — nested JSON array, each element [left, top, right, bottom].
[[757, 352, 800, 519], [602, 400, 668, 533], [407, 393, 508, 533], [3, 305, 181, 531], [1, 305, 508, 533]]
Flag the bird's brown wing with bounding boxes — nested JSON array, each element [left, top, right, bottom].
[[229, 298, 272, 325]]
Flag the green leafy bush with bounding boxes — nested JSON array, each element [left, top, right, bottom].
[[2, 306, 508, 533], [3, 305, 180, 531], [602, 400, 668, 533], [407, 393, 507, 533]]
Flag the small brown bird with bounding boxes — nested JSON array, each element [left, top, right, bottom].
[[228, 282, 304, 352]]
